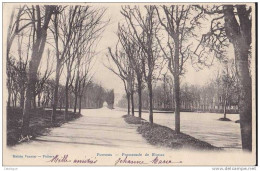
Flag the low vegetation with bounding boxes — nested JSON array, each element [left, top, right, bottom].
[[218, 117, 232, 121], [123, 115, 221, 151], [123, 115, 145, 124]]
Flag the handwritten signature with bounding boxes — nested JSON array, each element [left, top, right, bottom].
[[115, 156, 182, 165]]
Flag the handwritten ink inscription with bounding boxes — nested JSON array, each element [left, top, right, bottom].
[[48, 155, 97, 164], [47, 154, 181, 165]]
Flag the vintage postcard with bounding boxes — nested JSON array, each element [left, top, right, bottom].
[[2, 2, 257, 166]]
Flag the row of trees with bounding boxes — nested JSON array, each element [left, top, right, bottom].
[[7, 76, 111, 111], [6, 5, 110, 140], [107, 5, 253, 151], [118, 61, 239, 116]]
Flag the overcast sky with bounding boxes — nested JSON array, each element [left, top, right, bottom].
[[89, 4, 233, 103], [4, 4, 234, 103]]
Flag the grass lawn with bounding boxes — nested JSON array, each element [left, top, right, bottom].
[[7, 107, 81, 146]]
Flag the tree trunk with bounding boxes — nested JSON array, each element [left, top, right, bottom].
[[172, 35, 181, 134], [137, 79, 142, 118], [20, 88, 25, 109], [77, 82, 82, 114], [42, 96, 45, 107], [7, 89, 11, 109], [147, 80, 153, 124], [22, 70, 35, 136], [74, 94, 78, 113], [131, 91, 134, 116], [51, 62, 61, 123], [32, 94, 37, 109], [234, 45, 252, 151], [22, 28, 52, 135], [37, 93, 41, 107], [174, 75, 180, 134], [78, 95, 82, 115], [74, 74, 79, 114], [223, 97, 227, 119], [65, 79, 69, 120], [46, 92, 50, 107], [59, 99, 62, 111], [21, 6, 53, 135], [236, 49, 252, 151], [14, 93, 17, 107], [11, 93, 14, 107], [223, 5, 252, 151], [127, 93, 130, 115]]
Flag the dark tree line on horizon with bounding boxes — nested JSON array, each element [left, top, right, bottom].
[[7, 75, 113, 110]]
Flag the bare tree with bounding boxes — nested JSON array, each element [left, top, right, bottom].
[[21, 5, 55, 138], [129, 68, 135, 115], [34, 49, 55, 108], [73, 41, 96, 114], [58, 6, 107, 119], [78, 62, 95, 114], [223, 5, 252, 152], [106, 46, 133, 115], [49, 5, 76, 122], [195, 5, 253, 151], [121, 5, 161, 123], [6, 5, 33, 108], [7, 30, 30, 109], [217, 60, 237, 120], [155, 5, 202, 132], [62, 6, 89, 119], [117, 24, 144, 117]]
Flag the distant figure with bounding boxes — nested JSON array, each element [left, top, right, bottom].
[[105, 89, 114, 109], [103, 102, 108, 108]]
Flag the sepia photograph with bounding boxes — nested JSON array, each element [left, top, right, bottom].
[[2, 2, 257, 166]]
